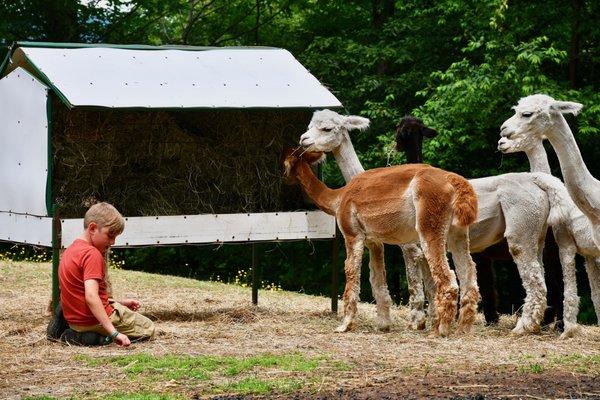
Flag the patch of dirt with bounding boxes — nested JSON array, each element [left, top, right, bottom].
[[201, 371, 600, 399], [286, 371, 600, 399]]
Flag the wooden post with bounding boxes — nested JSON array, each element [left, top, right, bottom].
[[51, 206, 61, 309], [331, 227, 339, 314], [251, 242, 260, 305]]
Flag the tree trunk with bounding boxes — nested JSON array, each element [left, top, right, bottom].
[[43, 0, 80, 41], [255, 0, 261, 45], [568, 0, 582, 88], [372, 0, 395, 75], [372, 0, 395, 28]]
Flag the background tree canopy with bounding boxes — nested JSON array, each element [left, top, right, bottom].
[[1, 0, 598, 321]]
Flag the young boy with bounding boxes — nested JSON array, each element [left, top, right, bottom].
[[55, 202, 155, 346]]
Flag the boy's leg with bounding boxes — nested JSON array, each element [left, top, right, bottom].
[[61, 322, 108, 346], [110, 302, 155, 340], [47, 302, 69, 340]]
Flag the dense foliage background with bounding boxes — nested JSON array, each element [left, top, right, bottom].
[[1, 0, 599, 321]]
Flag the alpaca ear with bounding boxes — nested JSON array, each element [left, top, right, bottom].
[[550, 101, 583, 115], [423, 127, 438, 138], [283, 159, 294, 176], [343, 115, 370, 132]]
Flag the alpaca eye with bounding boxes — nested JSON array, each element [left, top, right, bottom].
[[521, 112, 533, 118], [322, 127, 333, 132]]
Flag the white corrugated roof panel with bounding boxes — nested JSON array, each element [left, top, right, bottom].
[[8, 45, 342, 109]]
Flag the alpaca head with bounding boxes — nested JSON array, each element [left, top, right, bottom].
[[282, 147, 326, 185], [395, 116, 438, 163], [299, 109, 370, 152], [498, 94, 583, 154]]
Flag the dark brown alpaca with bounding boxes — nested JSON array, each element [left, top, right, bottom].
[[283, 148, 480, 336]]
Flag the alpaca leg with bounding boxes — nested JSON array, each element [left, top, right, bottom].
[[417, 231, 458, 337], [508, 241, 547, 335], [542, 230, 564, 331], [422, 240, 458, 338], [401, 243, 427, 330], [474, 254, 499, 325], [336, 235, 365, 333], [500, 193, 548, 335], [414, 186, 457, 337], [584, 257, 600, 325], [420, 254, 438, 328], [366, 240, 392, 331], [559, 246, 580, 339], [449, 227, 480, 334]]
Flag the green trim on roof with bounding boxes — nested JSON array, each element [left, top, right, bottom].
[[59, 105, 342, 111], [15, 41, 280, 52], [0, 44, 14, 77], [16, 49, 73, 108]]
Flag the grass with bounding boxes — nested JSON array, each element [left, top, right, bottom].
[[24, 394, 187, 400], [518, 363, 544, 374], [216, 377, 304, 395], [549, 353, 600, 374], [517, 352, 600, 375], [75, 352, 338, 395]]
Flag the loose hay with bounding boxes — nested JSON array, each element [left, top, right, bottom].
[[50, 96, 313, 217]]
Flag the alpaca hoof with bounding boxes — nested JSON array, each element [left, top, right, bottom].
[[559, 324, 580, 340], [427, 331, 440, 339], [483, 313, 500, 326], [437, 324, 450, 338], [376, 324, 391, 332], [554, 320, 565, 333], [455, 324, 473, 335], [334, 324, 350, 333], [409, 319, 426, 330], [511, 325, 526, 336], [457, 313, 476, 332], [409, 311, 427, 331], [512, 322, 540, 335]]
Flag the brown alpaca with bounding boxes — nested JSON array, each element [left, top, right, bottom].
[[283, 149, 480, 336]]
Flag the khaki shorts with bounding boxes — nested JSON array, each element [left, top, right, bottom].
[[70, 301, 155, 340]]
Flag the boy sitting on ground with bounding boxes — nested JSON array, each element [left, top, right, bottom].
[[48, 202, 155, 346]]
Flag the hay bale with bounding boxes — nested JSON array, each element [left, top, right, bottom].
[[50, 96, 313, 217]]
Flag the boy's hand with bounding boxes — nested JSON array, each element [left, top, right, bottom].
[[114, 333, 131, 347], [120, 298, 141, 311]]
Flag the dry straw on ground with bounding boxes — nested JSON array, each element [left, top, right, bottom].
[[1, 260, 599, 399]]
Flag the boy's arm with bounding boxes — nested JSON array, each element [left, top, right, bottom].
[[107, 297, 141, 311], [84, 279, 131, 347], [118, 298, 141, 311]]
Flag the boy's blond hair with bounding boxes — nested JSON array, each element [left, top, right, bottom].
[[84, 202, 125, 236], [84, 202, 124, 297]]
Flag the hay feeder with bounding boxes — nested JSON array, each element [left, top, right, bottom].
[[0, 42, 341, 308]]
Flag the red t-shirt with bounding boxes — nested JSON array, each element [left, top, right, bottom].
[[58, 239, 114, 326]]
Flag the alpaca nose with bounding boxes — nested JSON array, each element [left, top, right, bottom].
[[299, 134, 312, 147], [499, 124, 510, 137], [498, 137, 508, 148]]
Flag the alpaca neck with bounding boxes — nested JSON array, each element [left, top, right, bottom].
[[525, 141, 551, 174], [332, 133, 365, 183], [296, 162, 341, 215], [545, 114, 600, 222]]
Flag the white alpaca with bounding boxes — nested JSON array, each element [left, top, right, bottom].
[[498, 127, 600, 338], [300, 109, 570, 334], [500, 94, 600, 248]]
